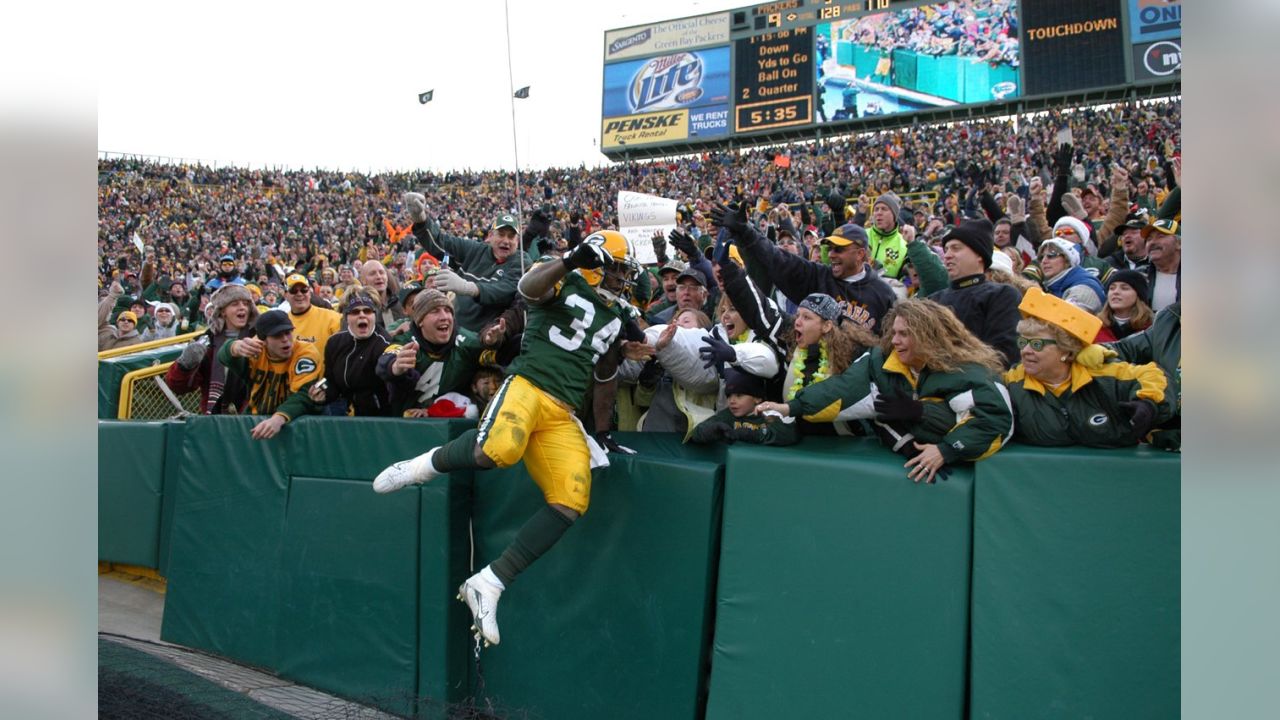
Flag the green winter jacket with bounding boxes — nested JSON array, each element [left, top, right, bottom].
[[787, 347, 1014, 463], [1107, 302, 1180, 449], [412, 219, 534, 333], [688, 408, 799, 446], [1002, 360, 1173, 447], [376, 327, 495, 416]]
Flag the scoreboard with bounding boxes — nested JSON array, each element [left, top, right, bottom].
[[601, 0, 1173, 155], [733, 27, 814, 133]]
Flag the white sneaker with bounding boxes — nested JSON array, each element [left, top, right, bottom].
[[458, 568, 503, 646], [372, 448, 441, 494]]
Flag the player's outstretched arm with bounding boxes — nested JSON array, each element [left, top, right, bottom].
[[517, 258, 569, 303]]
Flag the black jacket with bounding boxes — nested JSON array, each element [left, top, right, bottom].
[[929, 275, 1022, 368], [734, 224, 897, 333], [321, 330, 392, 416]]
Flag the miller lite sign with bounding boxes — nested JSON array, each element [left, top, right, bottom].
[[629, 53, 705, 113]]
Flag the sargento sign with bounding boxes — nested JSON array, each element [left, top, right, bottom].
[[604, 13, 730, 62]]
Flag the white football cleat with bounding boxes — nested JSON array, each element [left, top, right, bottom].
[[372, 448, 441, 494], [458, 568, 503, 646]]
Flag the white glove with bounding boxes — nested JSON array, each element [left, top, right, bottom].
[[434, 268, 479, 297], [1006, 195, 1026, 224], [402, 192, 428, 224]]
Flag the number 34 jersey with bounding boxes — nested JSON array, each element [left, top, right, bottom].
[[507, 269, 640, 410]]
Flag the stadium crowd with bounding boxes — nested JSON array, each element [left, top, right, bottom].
[[844, 0, 1020, 68], [98, 98, 1181, 459]]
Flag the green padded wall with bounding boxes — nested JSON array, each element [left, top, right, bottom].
[[97, 346, 182, 418], [283, 417, 477, 710], [706, 437, 974, 720], [159, 416, 476, 714], [969, 446, 1180, 719], [287, 416, 475, 480], [462, 432, 723, 720], [275, 477, 421, 717], [418, 472, 475, 710], [160, 415, 289, 669], [156, 420, 187, 576], [98, 420, 168, 567]]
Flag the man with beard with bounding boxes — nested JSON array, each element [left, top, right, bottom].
[[376, 289, 498, 417], [203, 253, 247, 291], [308, 289, 392, 416], [165, 284, 259, 414], [217, 309, 322, 440], [714, 201, 896, 334], [402, 193, 533, 332]]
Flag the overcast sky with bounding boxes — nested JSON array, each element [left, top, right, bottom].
[[97, 0, 740, 174]]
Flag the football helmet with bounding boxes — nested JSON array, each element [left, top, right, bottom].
[[579, 231, 640, 300]]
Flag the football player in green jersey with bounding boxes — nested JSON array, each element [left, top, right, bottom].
[[373, 230, 643, 647]]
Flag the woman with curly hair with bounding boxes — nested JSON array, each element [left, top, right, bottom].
[[758, 298, 1014, 482], [783, 292, 876, 398]]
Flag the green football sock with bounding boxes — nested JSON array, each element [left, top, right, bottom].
[[432, 429, 481, 472], [490, 505, 575, 586]]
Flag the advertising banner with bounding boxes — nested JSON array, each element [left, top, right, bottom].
[[604, 12, 730, 63], [616, 191, 677, 265], [1128, 0, 1181, 43], [602, 47, 731, 148], [1132, 39, 1181, 81]]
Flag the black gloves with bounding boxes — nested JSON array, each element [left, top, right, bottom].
[[652, 233, 669, 265], [710, 201, 750, 237], [693, 422, 733, 444], [874, 393, 924, 424], [594, 430, 637, 455], [668, 228, 699, 260], [563, 235, 614, 271], [825, 190, 846, 219], [523, 208, 552, 251], [699, 335, 736, 374], [1054, 143, 1074, 174], [1120, 399, 1157, 439], [637, 358, 663, 389]]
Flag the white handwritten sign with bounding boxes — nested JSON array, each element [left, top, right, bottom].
[[617, 190, 676, 266]]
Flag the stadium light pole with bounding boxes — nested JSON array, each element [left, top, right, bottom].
[[502, 0, 526, 274]]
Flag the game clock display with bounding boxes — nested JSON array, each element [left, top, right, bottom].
[[733, 27, 814, 132], [736, 97, 811, 132]]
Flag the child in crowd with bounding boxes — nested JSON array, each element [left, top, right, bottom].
[[688, 367, 798, 446]]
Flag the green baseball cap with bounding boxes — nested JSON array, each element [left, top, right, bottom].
[[492, 213, 519, 232]]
